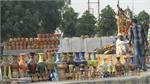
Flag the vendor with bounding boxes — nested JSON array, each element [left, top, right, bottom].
[[129, 19, 148, 71], [116, 33, 129, 56], [147, 23, 150, 46]]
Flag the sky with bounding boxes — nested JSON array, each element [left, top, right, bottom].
[[70, 0, 150, 18]]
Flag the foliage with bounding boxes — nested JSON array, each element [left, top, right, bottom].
[[76, 10, 96, 36], [136, 10, 149, 23], [96, 5, 117, 36], [1, 0, 65, 42], [135, 10, 150, 37], [61, 7, 78, 37]]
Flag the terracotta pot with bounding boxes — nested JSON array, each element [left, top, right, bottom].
[[24, 42, 27, 49], [115, 56, 123, 76], [27, 52, 37, 76], [0, 55, 10, 80], [21, 38, 25, 41], [16, 45, 19, 50], [9, 38, 13, 42], [46, 34, 49, 38], [57, 34, 61, 38], [13, 38, 17, 42], [48, 40, 51, 44], [124, 56, 130, 76], [29, 38, 34, 42], [8, 46, 11, 50], [11, 56, 19, 78], [11, 46, 14, 50], [4, 45, 8, 50], [37, 53, 47, 76], [35, 45, 39, 49], [27, 45, 30, 49], [37, 34, 41, 38], [21, 45, 24, 50], [46, 52, 54, 72], [40, 34, 43, 38], [51, 40, 54, 44], [58, 63, 67, 69], [146, 56, 150, 64], [15, 42, 18, 46], [25, 38, 29, 42], [16, 38, 20, 41], [20, 41, 23, 46], [49, 34, 52, 37], [56, 40, 60, 45], [19, 53, 28, 77]]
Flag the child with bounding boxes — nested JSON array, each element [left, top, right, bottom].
[[116, 34, 129, 55]]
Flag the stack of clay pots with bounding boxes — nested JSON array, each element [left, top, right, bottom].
[[3, 33, 61, 50]]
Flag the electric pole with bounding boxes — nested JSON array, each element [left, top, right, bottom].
[[88, 0, 100, 20]]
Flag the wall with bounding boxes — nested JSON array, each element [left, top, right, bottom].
[[58, 36, 116, 52]]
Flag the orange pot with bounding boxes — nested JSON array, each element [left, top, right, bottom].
[[19, 53, 28, 77]]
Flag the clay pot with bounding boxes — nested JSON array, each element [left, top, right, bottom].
[[37, 34, 41, 38], [15, 42, 18, 46], [58, 63, 67, 69], [46, 52, 54, 72], [13, 38, 17, 42], [8, 46, 11, 50], [27, 52, 37, 76], [9, 38, 13, 42], [4, 42, 8, 50], [124, 56, 130, 75], [48, 40, 51, 44], [37, 53, 47, 76], [49, 34, 52, 37], [16, 45, 19, 50], [146, 56, 150, 64], [46, 34, 49, 38], [51, 40, 54, 44], [25, 38, 29, 42], [20, 45, 23, 50], [29, 38, 34, 42], [11, 56, 19, 78], [1, 55, 10, 79], [16, 38, 19, 42], [21, 38, 25, 41], [20, 41, 23, 46], [4, 45, 8, 50], [115, 56, 124, 76], [19, 53, 28, 77]]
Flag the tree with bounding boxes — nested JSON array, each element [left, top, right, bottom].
[[61, 7, 78, 37], [76, 10, 96, 36], [136, 10, 149, 23], [96, 5, 117, 36], [135, 10, 150, 37], [1, 0, 65, 42]]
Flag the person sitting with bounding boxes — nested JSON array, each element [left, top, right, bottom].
[[116, 34, 129, 55]]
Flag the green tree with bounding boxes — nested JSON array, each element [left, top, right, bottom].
[[135, 10, 150, 37], [1, 1, 65, 42], [96, 5, 117, 36], [76, 10, 96, 36], [136, 10, 149, 23], [61, 7, 78, 37]]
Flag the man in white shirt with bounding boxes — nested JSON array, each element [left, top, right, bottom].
[[116, 33, 129, 55]]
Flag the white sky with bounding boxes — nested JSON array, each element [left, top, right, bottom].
[[70, 0, 150, 18]]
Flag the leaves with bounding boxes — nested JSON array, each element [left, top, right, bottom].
[[96, 5, 117, 36], [136, 10, 149, 23], [76, 11, 96, 36], [61, 7, 78, 37], [1, 1, 65, 41]]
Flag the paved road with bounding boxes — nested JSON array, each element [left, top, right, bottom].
[[30, 69, 150, 84]]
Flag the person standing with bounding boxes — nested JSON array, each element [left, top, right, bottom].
[[129, 19, 148, 71], [147, 23, 150, 44]]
